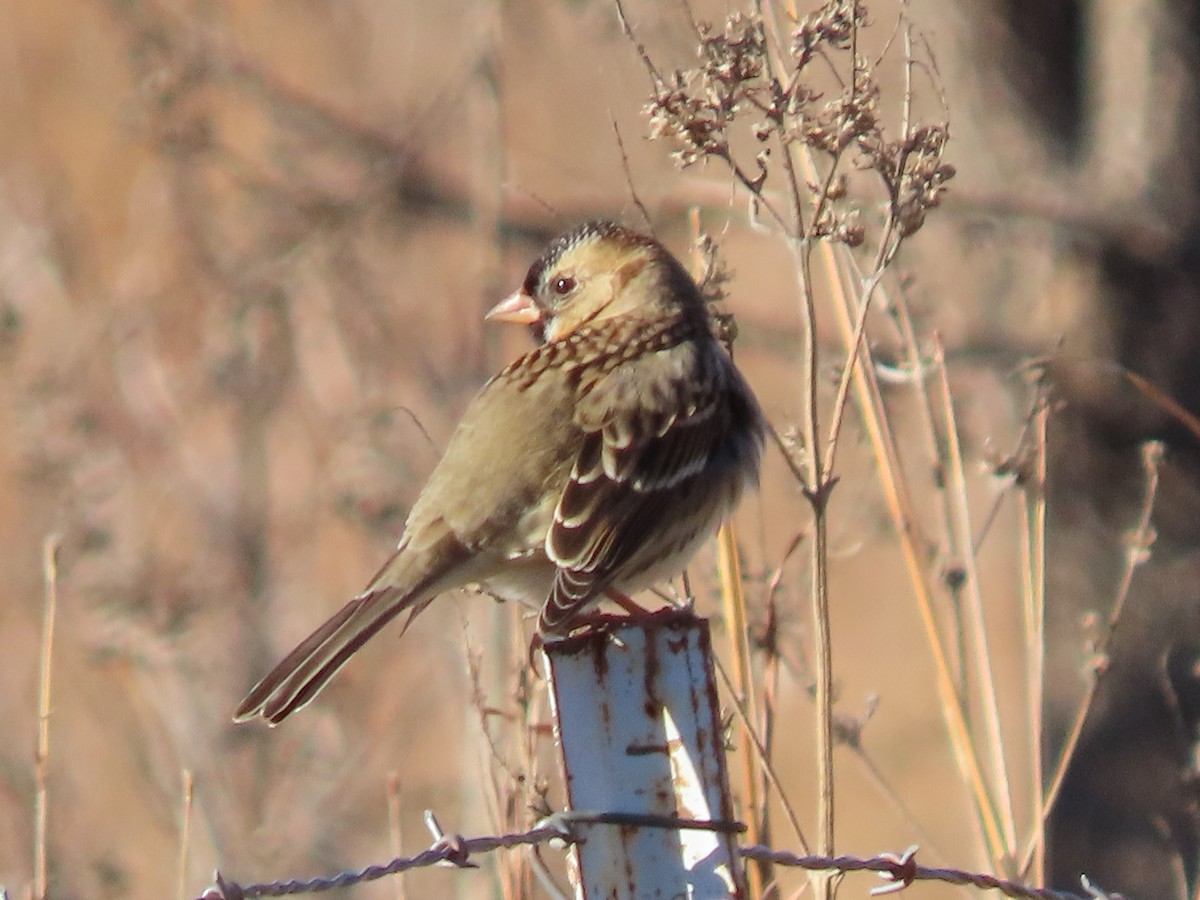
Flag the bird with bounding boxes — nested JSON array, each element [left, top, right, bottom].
[[234, 221, 765, 725]]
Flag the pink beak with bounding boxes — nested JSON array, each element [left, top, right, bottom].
[[485, 290, 542, 325]]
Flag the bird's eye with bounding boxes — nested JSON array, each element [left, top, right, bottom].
[[551, 276, 576, 296]]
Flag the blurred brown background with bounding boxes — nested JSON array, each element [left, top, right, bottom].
[[2, 1, 1200, 898]]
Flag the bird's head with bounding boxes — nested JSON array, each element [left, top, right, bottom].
[[487, 222, 704, 344]]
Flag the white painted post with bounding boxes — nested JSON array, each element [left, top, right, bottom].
[[545, 611, 746, 899]]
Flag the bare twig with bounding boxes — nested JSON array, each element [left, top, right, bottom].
[[688, 209, 770, 897], [386, 774, 407, 900], [33, 534, 60, 900], [612, 117, 656, 233], [1017, 399, 1049, 883], [932, 336, 1019, 864], [1024, 440, 1164, 871], [177, 770, 195, 900], [712, 654, 810, 853]]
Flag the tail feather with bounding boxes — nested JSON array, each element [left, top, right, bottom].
[[234, 526, 472, 724], [233, 587, 410, 724]]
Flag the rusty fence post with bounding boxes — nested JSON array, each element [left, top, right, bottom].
[[545, 611, 746, 899]]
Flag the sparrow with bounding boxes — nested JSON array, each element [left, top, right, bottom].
[[234, 221, 765, 724]]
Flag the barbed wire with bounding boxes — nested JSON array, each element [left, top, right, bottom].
[[195, 819, 570, 899], [739, 845, 1122, 899], [195, 813, 1123, 900]]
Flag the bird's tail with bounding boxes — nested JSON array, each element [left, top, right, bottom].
[[233, 530, 466, 724], [233, 586, 428, 724]]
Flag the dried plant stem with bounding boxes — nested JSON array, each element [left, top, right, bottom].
[[784, 48, 1000, 847], [871, 252, 968, 694], [386, 773, 408, 900], [716, 520, 768, 898], [777, 28, 872, 890], [1120, 369, 1200, 445], [771, 70, 835, 899], [34, 534, 60, 900], [848, 747, 948, 863], [783, 221, 836, 900], [1017, 402, 1049, 883], [712, 652, 809, 852], [757, 630, 781, 845], [772, 24, 841, 900], [781, 227, 837, 900], [817, 231, 1006, 862], [1023, 440, 1163, 872], [821, 240, 897, 476], [809, 519, 835, 900], [176, 770, 194, 900], [932, 338, 1018, 863], [687, 208, 771, 896], [465, 616, 540, 900], [625, 2, 956, 892]]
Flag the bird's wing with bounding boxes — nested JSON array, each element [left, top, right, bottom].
[[540, 335, 761, 633], [234, 350, 579, 725]]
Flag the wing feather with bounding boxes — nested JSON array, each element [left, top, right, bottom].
[[539, 334, 762, 634]]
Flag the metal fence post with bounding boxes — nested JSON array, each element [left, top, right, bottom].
[[545, 611, 746, 899]]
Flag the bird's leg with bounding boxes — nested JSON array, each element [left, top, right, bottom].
[[528, 591, 661, 669], [604, 588, 655, 616], [527, 632, 546, 673]]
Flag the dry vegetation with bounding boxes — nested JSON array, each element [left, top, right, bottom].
[[2, 1, 1198, 899]]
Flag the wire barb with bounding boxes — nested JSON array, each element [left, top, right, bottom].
[[869, 845, 917, 895]]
